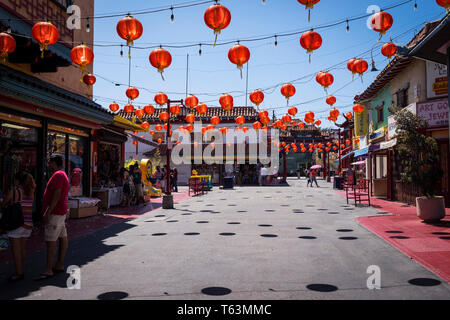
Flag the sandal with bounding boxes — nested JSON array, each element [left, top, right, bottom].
[[33, 273, 54, 281], [8, 274, 24, 282]]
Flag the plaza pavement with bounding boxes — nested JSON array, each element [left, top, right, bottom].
[[0, 178, 449, 300]]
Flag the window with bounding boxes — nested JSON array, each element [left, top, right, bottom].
[[376, 101, 385, 124], [377, 106, 384, 123], [396, 84, 409, 108]]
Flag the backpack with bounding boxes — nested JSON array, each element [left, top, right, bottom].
[[0, 188, 24, 231]]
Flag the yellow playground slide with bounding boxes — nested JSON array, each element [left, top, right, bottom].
[[140, 159, 162, 197]]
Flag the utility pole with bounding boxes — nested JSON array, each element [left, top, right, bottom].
[[245, 61, 249, 107], [162, 99, 184, 209], [185, 54, 189, 97]]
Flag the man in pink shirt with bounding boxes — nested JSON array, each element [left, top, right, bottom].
[[35, 155, 70, 280]]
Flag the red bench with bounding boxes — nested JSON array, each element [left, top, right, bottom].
[[353, 179, 371, 207], [188, 178, 206, 196], [344, 175, 355, 204]]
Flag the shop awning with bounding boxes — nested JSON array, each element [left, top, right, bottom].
[[351, 160, 366, 166], [113, 116, 146, 132], [341, 151, 354, 160], [354, 147, 369, 158]]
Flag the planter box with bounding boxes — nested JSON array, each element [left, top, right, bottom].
[[70, 206, 98, 219], [416, 196, 445, 222]]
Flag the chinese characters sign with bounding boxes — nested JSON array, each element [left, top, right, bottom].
[[426, 61, 448, 99]]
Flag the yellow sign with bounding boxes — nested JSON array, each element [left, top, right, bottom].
[[354, 108, 369, 136]]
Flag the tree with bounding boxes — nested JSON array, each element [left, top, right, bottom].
[[394, 108, 443, 198]]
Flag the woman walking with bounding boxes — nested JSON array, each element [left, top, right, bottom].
[[1, 172, 36, 282]]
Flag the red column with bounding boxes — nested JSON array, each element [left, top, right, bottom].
[[322, 150, 326, 179], [283, 151, 287, 182], [387, 150, 392, 200]]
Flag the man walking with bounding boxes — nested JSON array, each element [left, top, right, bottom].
[[260, 165, 268, 186], [305, 168, 312, 187], [36, 155, 70, 280]]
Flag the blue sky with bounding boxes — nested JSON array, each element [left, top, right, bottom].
[[92, 0, 446, 127]]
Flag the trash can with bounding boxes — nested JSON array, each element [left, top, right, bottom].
[[223, 177, 234, 189], [333, 176, 343, 190]]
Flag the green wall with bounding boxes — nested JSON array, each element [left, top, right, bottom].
[[369, 85, 391, 131]]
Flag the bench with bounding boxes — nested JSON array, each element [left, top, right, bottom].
[[353, 179, 371, 207], [344, 175, 355, 204], [189, 178, 205, 196]]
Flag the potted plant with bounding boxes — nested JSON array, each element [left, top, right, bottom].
[[394, 108, 445, 222]]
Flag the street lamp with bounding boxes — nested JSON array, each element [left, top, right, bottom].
[[162, 98, 184, 209]]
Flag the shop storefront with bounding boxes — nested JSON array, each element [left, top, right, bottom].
[[0, 64, 114, 212]]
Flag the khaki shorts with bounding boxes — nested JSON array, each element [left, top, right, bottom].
[[45, 214, 67, 242]]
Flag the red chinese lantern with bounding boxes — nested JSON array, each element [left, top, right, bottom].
[[242, 127, 249, 133], [288, 107, 298, 117], [206, 125, 215, 132], [149, 130, 155, 135], [228, 44, 250, 78], [144, 105, 155, 115], [149, 48, 172, 80], [381, 42, 398, 60], [154, 92, 168, 106], [186, 114, 196, 124], [71, 44, 94, 73], [316, 71, 334, 92], [135, 109, 145, 118], [281, 83, 296, 104], [332, 146, 337, 151], [260, 117, 270, 126], [186, 124, 194, 132], [124, 104, 134, 113], [0, 33, 16, 62], [346, 139, 351, 145], [290, 120, 297, 126], [141, 122, 150, 130], [109, 102, 119, 112], [159, 111, 169, 122], [116, 16, 143, 47], [436, 0, 450, 11], [250, 90, 265, 108], [32, 22, 58, 58], [297, 0, 320, 22], [204, 3, 231, 46], [355, 138, 360, 144], [132, 140, 138, 146], [353, 59, 369, 80], [253, 121, 262, 131], [330, 108, 340, 119], [315, 120, 322, 126], [326, 96, 336, 107], [259, 110, 269, 119], [126, 87, 139, 101], [170, 105, 181, 117], [185, 95, 199, 110], [370, 11, 393, 39], [305, 111, 315, 124], [157, 138, 163, 144], [298, 122, 305, 129], [347, 58, 357, 75], [235, 116, 245, 126], [211, 116, 220, 126], [196, 104, 208, 115], [163, 124, 172, 131], [155, 124, 163, 132], [82, 74, 96, 86], [300, 30, 322, 62], [346, 112, 353, 119], [353, 104, 365, 114], [219, 94, 234, 112], [282, 115, 292, 124]]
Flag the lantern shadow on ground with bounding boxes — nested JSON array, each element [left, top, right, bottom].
[[408, 278, 442, 287], [0, 221, 135, 300], [306, 284, 338, 292], [201, 287, 232, 296], [97, 291, 129, 300]]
